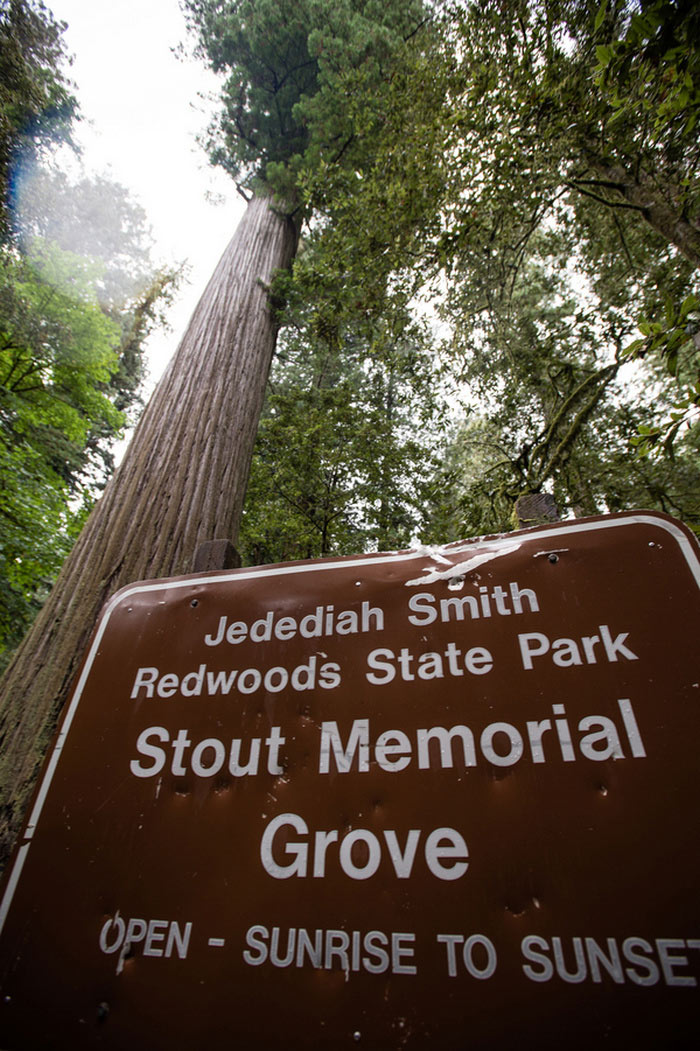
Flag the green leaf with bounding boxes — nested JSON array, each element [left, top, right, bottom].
[[680, 293, 700, 319], [596, 45, 613, 68], [665, 349, 679, 376], [594, 2, 608, 33]]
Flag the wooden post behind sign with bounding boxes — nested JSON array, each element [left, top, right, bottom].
[[515, 492, 560, 529], [192, 539, 241, 572]]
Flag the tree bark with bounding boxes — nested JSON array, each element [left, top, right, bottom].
[[573, 161, 700, 268], [514, 492, 560, 530], [0, 191, 299, 869]]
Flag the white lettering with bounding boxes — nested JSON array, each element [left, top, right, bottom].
[[260, 815, 468, 881], [424, 828, 469, 881], [130, 726, 168, 777]]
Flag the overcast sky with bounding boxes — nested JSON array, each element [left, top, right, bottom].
[[47, 0, 245, 386]]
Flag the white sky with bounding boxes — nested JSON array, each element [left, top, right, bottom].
[[47, 0, 245, 388]]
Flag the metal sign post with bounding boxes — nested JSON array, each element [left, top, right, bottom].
[[0, 511, 698, 1048]]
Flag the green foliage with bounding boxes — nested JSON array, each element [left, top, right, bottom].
[[0, 222, 181, 665], [590, 0, 700, 452], [185, 0, 446, 559], [0, 0, 76, 239], [187, 0, 700, 551], [14, 167, 154, 301], [0, 233, 180, 666], [594, 0, 700, 153], [240, 266, 445, 563], [420, 216, 700, 539], [0, 5, 181, 667], [0, 243, 122, 660], [184, 0, 427, 204], [295, 0, 700, 505], [625, 290, 700, 457]]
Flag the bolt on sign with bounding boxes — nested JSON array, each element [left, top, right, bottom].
[[0, 510, 699, 1048]]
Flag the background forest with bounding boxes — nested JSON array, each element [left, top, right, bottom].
[[233, 0, 700, 561], [1, 0, 699, 671], [0, 0, 179, 666]]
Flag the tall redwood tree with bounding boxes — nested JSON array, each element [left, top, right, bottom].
[[0, 0, 427, 866]]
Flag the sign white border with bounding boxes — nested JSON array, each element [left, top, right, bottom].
[[1, 511, 698, 938]]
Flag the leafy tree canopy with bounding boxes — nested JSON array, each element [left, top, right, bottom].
[[184, 0, 427, 205], [185, 0, 446, 564], [240, 264, 446, 563], [0, 1, 179, 667], [0, 243, 121, 659], [423, 224, 700, 539], [0, 0, 76, 239], [182, 0, 700, 561], [263, 0, 700, 533]]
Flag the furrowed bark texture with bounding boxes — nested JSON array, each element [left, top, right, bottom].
[[0, 192, 298, 868], [580, 160, 700, 268]]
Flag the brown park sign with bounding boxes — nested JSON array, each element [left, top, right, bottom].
[[0, 510, 699, 1048]]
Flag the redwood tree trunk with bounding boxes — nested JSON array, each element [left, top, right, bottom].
[[0, 192, 298, 868], [574, 158, 700, 268], [602, 163, 700, 267]]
